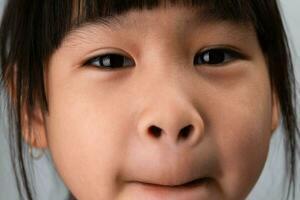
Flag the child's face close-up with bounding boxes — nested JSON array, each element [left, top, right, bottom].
[[32, 4, 280, 200]]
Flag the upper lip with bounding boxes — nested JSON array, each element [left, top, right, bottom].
[[123, 163, 209, 187], [124, 169, 210, 187], [133, 177, 209, 187]]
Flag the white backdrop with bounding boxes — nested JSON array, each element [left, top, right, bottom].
[[0, 0, 299, 199]]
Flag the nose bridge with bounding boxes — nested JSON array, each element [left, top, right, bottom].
[[135, 68, 205, 148]]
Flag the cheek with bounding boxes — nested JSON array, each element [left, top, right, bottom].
[[207, 75, 273, 199], [45, 83, 132, 200]]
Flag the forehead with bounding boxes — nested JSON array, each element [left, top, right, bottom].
[[64, 3, 252, 44], [63, 5, 255, 46], [69, 6, 224, 34]]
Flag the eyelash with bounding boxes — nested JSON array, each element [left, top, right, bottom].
[[83, 48, 243, 70], [194, 48, 243, 66], [84, 53, 135, 71]]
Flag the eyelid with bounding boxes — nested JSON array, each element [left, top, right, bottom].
[[81, 48, 134, 64], [198, 45, 247, 59], [193, 45, 248, 67]]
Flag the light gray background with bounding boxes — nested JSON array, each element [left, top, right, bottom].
[[0, 0, 299, 199]]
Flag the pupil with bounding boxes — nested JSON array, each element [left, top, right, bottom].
[[204, 50, 225, 64], [102, 56, 111, 66], [101, 54, 124, 67]]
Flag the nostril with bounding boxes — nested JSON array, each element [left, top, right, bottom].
[[179, 125, 194, 139], [148, 125, 162, 138]]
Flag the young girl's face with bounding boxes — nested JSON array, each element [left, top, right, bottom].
[[33, 4, 280, 200]]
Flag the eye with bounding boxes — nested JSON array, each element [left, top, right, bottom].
[[194, 48, 243, 66], [84, 53, 135, 70]]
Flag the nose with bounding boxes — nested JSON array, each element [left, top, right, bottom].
[[137, 93, 205, 148]]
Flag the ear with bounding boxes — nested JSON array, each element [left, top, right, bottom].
[[271, 89, 281, 134], [21, 103, 48, 149]]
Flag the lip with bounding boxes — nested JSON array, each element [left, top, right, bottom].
[[126, 177, 212, 200], [134, 177, 211, 188]]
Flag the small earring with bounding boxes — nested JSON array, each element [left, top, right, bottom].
[[29, 145, 45, 160]]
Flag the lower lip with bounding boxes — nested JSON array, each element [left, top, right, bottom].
[[126, 178, 211, 200]]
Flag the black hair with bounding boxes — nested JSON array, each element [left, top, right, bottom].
[[0, 0, 299, 200]]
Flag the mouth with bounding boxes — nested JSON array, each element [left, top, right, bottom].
[[136, 177, 211, 188], [126, 177, 212, 200]]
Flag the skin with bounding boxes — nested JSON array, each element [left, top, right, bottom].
[[22, 5, 280, 200]]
